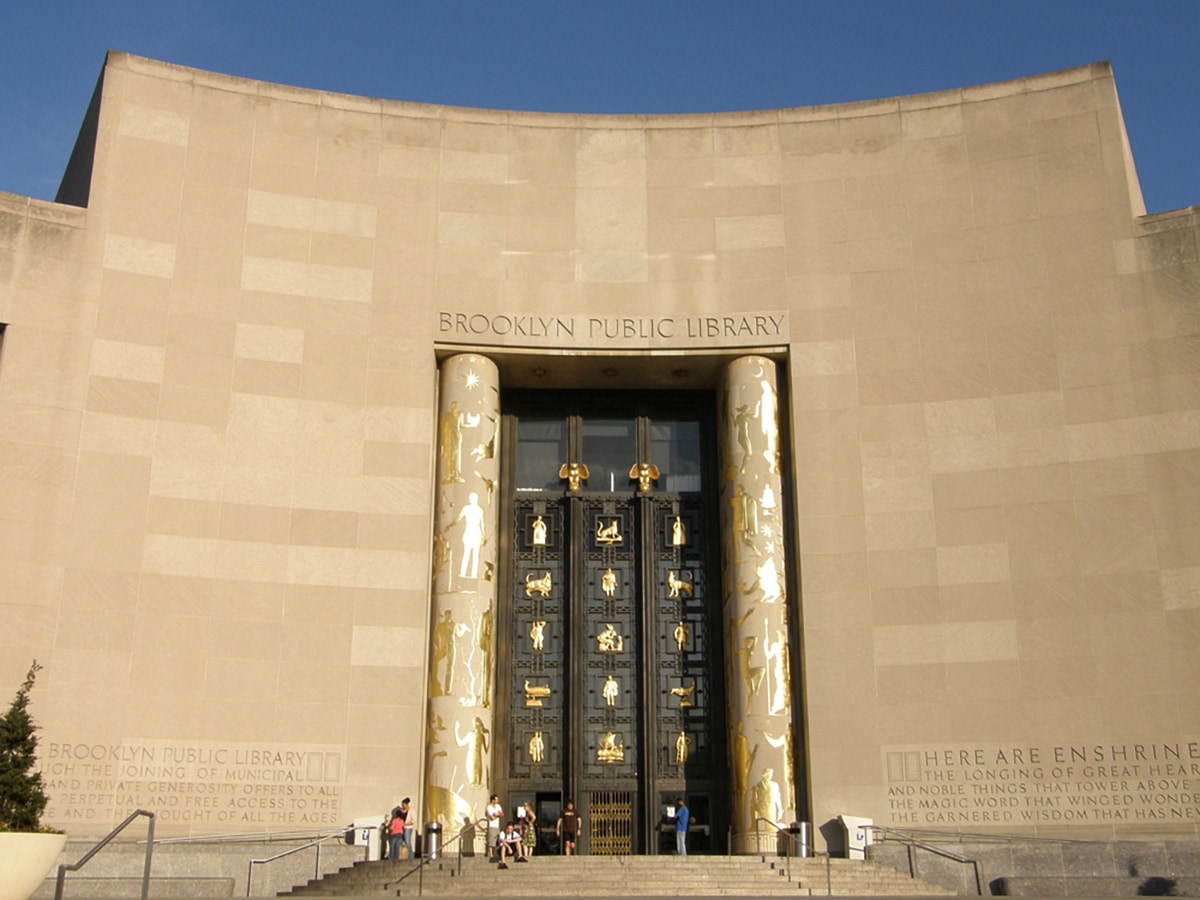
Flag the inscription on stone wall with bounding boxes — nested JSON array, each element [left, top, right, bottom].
[[885, 741, 1200, 827], [41, 740, 344, 830]]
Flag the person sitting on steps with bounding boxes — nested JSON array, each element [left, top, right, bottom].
[[497, 822, 524, 868]]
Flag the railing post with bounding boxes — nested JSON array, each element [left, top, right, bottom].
[[141, 813, 155, 900]]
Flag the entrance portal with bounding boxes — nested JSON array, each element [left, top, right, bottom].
[[495, 392, 727, 854]]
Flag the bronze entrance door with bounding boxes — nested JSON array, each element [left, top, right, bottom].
[[496, 393, 727, 855]]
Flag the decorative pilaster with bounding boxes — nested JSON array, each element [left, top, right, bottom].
[[719, 356, 796, 851], [423, 354, 501, 831]]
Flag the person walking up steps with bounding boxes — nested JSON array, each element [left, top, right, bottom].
[[556, 800, 581, 856]]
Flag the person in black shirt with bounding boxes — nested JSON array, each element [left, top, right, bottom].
[[556, 800, 581, 856]]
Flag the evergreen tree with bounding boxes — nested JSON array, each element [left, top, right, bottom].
[[0, 661, 49, 832]]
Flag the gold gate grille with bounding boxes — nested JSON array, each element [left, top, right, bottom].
[[588, 790, 633, 855]]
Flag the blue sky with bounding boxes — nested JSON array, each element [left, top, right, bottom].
[[2, 1, 1196, 213]]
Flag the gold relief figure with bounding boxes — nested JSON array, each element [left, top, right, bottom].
[[732, 403, 754, 474], [424, 750, 473, 830], [729, 484, 760, 560], [758, 376, 779, 473], [667, 570, 693, 598], [759, 728, 795, 801], [531, 515, 547, 546], [732, 722, 757, 804], [764, 626, 790, 716], [431, 610, 468, 697], [529, 731, 545, 764], [439, 400, 480, 485], [471, 424, 496, 462], [669, 683, 696, 708], [432, 530, 451, 585], [524, 571, 553, 598], [739, 556, 782, 604], [761, 484, 777, 514], [596, 623, 624, 653], [629, 461, 660, 494], [735, 636, 766, 706], [595, 519, 622, 544], [523, 679, 551, 707], [597, 732, 624, 763], [602, 674, 619, 707], [530, 620, 547, 652], [427, 710, 446, 745], [672, 517, 686, 546], [558, 461, 589, 492], [453, 493, 486, 580], [454, 717, 490, 786], [673, 620, 690, 652], [474, 606, 494, 708], [476, 473, 497, 505], [751, 767, 784, 829], [601, 568, 617, 598], [675, 731, 692, 765]]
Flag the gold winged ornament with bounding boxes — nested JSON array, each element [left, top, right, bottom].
[[559, 461, 589, 492], [629, 462, 660, 494]]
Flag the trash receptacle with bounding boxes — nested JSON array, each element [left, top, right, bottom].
[[789, 822, 812, 858], [425, 821, 442, 860], [838, 815, 873, 860]]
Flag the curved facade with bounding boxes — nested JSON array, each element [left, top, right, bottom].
[[1, 52, 1198, 847]]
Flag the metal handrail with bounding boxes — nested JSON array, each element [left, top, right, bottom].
[[384, 817, 488, 896], [865, 825, 984, 895], [55, 809, 156, 900], [245, 831, 346, 897]]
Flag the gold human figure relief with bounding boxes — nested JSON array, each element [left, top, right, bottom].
[[523, 679, 551, 707], [675, 731, 692, 765], [667, 570, 693, 598], [529, 731, 545, 764], [454, 492, 486, 579], [629, 461, 659, 494], [595, 519, 622, 544], [597, 732, 625, 763], [764, 626, 790, 715], [596, 623, 624, 653], [732, 403, 754, 474], [601, 568, 617, 598], [672, 517, 686, 546], [670, 682, 696, 707], [524, 571, 553, 598], [439, 400, 481, 485], [673, 620, 690, 652], [602, 674, 619, 707], [531, 515, 547, 546], [730, 484, 761, 559], [558, 461, 589, 492], [732, 723, 757, 813], [474, 606, 494, 708], [759, 728, 795, 801], [471, 421, 496, 463], [736, 636, 766, 705], [454, 717, 490, 786], [751, 767, 785, 829], [530, 620, 547, 652], [758, 376, 779, 472], [431, 610, 468, 697]]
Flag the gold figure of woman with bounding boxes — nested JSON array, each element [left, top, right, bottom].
[[531, 515, 547, 546], [675, 731, 692, 765], [672, 517, 686, 546], [453, 717, 490, 786]]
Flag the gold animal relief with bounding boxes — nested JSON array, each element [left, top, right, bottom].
[[523, 679, 551, 707], [667, 570, 693, 598], [525, 571, 552, 598], [595, 519, 622, 544], [670, 683, 696, 707]]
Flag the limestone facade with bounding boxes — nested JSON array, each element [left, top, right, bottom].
[[0, 52, 1197, 843]]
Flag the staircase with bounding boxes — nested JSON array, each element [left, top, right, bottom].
[[281, 853, 956, 896]]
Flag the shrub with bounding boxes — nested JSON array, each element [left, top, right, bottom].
[[0, 662, 50, 832]]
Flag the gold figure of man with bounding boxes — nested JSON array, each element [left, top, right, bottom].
[[597, 623, 624, 653], [558, 461, 589, 492], [751, 767, 784, 829], [529, 731, 545, 764], [672, 517, 686, 546], [601, 568, 617, 598], [596, 519, 622, 544], [629, 461, 659, 494], [530, 620, 547, 652], [673, 620, 690, 652], [675, 731, 692, 765], [602, 674, 619, 707], [531, 515, 547, 546]]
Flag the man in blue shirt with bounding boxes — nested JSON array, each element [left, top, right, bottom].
[[674, 798, 690, 857]]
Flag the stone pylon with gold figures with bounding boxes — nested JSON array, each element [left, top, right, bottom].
[[424, 354, 501, 832], [719, 356, 797, 852]]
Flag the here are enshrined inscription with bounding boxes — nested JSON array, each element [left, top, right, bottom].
[[41, 740, 344, 828], [886, 741, 1200, 827]]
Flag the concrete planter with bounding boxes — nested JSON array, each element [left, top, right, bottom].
[[0, 832, 68, 900]]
